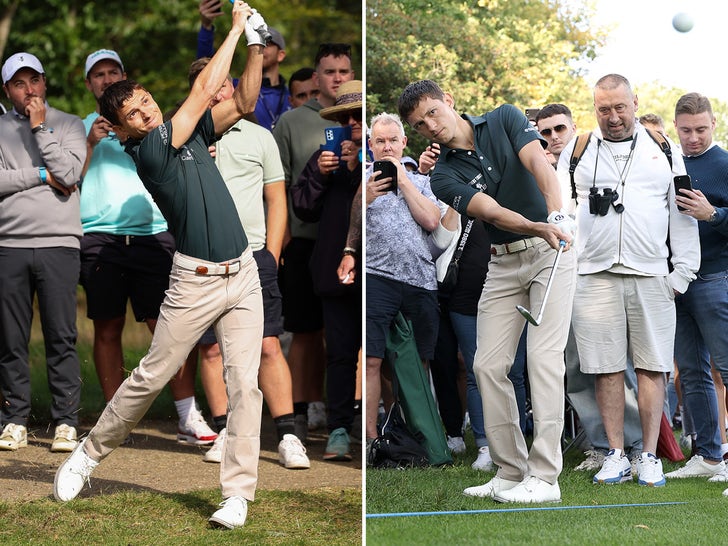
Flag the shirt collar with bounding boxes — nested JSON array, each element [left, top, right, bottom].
[[685, 141, 717, 158], [439, 114, 479, 157]]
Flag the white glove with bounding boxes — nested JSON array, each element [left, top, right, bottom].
[[245, 9, 270, 46], [547, 210, 577, 238]]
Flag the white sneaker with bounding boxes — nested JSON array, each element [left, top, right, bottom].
[[51, 424, 78, 453], [708, 464, 728, 483], [471, 446, 493, 471], [209, 496, 248, 529], [665, 455, 726, 479], [203, 428, 226, 463], [177, 406, 217, 445], [636, 452, 666, 487], [463, 475, 520, 498], [575, 449, 606, 472], [278, 434, 311, 469], [593, 449, 632, 484], [307, 401, 326, 431], [447, 435, 466, 454], [0, 423, 27, 451], [53, 438, 99, 501], [493, 476, 561, 504]]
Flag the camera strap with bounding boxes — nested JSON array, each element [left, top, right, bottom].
[[568, 127, 673, 203], [568, 133, 593, 202], [605, 134, 638, 190]]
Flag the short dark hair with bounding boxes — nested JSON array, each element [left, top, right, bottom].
[[397, 80, 445, 123], [675, 92, 713, 118], [314, 43, 351, 67], [289, 66, 315, 86], [535, 103, 572, 123], [99, 79, 146, 126]]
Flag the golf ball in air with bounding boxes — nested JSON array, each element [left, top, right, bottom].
[[672, 12, 694, 33]]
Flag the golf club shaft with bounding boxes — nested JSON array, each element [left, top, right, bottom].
[[532, 240, 566, 324]]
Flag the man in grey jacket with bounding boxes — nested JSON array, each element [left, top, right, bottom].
[[0, 52, 86, 453]]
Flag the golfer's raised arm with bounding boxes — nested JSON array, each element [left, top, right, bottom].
[[211, 4, 268, 135], [171, 1, 255, 147]]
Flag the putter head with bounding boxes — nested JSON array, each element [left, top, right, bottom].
[[516, 304, 541, 326]]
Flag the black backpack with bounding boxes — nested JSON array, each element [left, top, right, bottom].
[[370, 402, 429, 469]]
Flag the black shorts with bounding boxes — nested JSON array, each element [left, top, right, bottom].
[[199, 247, 284, 344], [365, 273, 439, 361], [278, 237, 323, 333], [80, 232, 175, 322]]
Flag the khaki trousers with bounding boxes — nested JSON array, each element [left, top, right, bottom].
[[474, 240, 576, 483], [85, 248, 264, 500]]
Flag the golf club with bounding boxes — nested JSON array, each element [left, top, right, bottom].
[[516, 239, 566, 326]]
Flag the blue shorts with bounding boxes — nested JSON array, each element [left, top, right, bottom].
[[200, 247, 283, 344], [365, 273, 439, 360]]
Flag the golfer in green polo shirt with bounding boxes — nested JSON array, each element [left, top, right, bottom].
[[399, 79, 577, 504], [54, 2, 269, 530]]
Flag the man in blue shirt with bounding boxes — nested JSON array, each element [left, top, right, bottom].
[[666, 92, 728, 485], [197, 0, 289, 130]]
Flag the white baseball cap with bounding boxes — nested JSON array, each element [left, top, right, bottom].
[[2, 52, 44, 84], [85, 49, 124, 78]]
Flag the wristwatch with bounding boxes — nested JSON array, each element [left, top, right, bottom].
[[708, 208, 718, 223], [342, 247, 357, 257], [39, 167, 47, 184], [31, 122, 48, 134]]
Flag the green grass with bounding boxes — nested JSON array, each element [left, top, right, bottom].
[[0, 488, 361, 545], [9, 291, 362, 545], [366, 444, 726, 545]]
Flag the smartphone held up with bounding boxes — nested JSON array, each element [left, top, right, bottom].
[[373, 160, 398, 194], [674, 174, 692, 211]]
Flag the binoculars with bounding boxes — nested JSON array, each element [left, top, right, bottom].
[[589, 187, 624, 216]]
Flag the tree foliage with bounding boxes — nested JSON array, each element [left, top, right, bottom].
[[1, 0, 361, 117], [366, 0, 728, 153], [366, 0, 604, 154]]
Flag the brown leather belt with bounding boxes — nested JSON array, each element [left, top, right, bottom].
[[175, 255, 241, 275]]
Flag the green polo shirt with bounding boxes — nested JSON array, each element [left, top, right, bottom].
[[429, 104, 548, 245], [125, 110, 247, 262]]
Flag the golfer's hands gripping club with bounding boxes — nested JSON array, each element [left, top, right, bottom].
[[229, 0, 270, 46], [229, 1, 253, 39], [547, 210, 576, 248], [249, 9, 271, 44]]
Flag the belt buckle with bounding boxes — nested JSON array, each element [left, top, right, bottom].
[[195, 265, 209, 274]]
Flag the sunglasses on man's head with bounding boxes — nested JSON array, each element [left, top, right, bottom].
[[336, 109, 362, 125], [539, 124, 567, 137]]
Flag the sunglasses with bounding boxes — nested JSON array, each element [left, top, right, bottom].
[[539, 124, 568, 137], [336, 109, 362, 125]]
